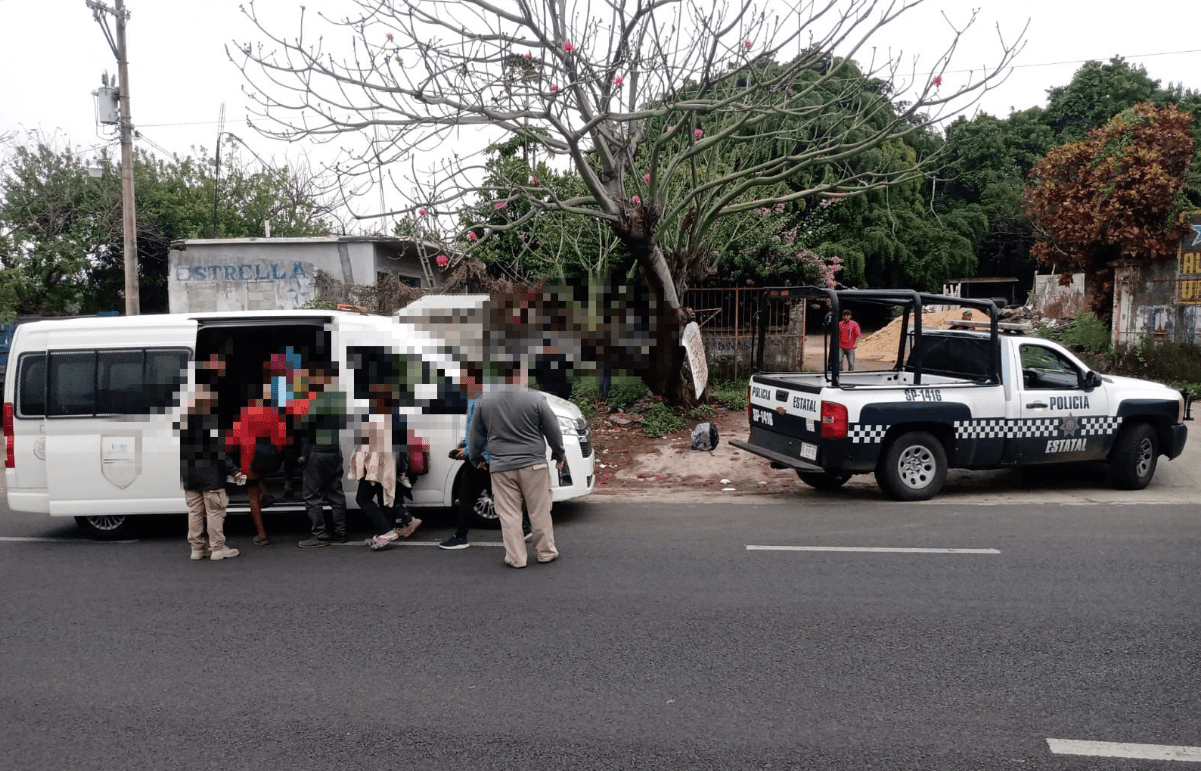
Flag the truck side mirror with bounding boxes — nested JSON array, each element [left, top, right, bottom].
[[1083, 371, 1101, 390]]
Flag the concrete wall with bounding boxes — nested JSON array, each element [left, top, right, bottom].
[[1032, 273, 1087, 319], [1113, 259, 1200, 346], [168, 238, 431, 314]]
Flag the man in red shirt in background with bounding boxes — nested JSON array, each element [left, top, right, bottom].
[[838, 309, 862, 371]]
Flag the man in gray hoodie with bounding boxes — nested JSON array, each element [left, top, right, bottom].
[[469, 362, 565, 568]]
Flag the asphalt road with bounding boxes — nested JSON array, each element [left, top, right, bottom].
[[1, 498, 1198, 771]]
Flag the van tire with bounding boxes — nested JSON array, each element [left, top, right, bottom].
[[795, 470, 852, 491], [875, 431, 947, 501], [1110, 422, 1158, 490], [74, 515, 134, 540], [453, 467, 500, 529]]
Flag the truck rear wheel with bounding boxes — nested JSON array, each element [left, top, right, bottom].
[[795, 470, 852, 491], [1110, 422, 1158, 490], [875, 431, 947, 501]]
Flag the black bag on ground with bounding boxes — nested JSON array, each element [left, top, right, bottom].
[[690, 422, 719, 451]]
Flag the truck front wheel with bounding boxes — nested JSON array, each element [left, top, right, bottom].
[[875, 431, 947, 501], [1110, 422, 1158, 490], [796, 470, 852, 491]]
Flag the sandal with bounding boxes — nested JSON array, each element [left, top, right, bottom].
[[253, 535, 271, 546], [369, 531, 399, 551]]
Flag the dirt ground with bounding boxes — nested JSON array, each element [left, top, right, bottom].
[[589, 402, 806, 501], [590, 317, 928, 502]]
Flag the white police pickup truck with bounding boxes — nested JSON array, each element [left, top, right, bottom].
[[730, 287, 1189, 501]]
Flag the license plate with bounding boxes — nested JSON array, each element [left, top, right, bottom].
[[800, 442, 818, 461]]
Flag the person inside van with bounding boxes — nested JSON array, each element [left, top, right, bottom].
[[267, 347, 307, 498], [180, 379, 243, 562]]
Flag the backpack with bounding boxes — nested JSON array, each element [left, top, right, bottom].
[[690, 422, 719, 451]]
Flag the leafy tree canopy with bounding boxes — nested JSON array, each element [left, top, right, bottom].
[[1026, 102, 1195, 320], [0, 136, 336, 319]]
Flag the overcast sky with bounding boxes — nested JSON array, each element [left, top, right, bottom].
[[1, 0, 1197, 205]]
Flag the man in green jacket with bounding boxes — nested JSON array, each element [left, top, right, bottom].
[[297, 362, 348, 548]]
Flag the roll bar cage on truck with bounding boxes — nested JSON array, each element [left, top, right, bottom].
[[730, 287, 1189, 501]]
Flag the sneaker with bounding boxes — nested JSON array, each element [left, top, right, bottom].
[[190, 548, 210, 561], [210, 546, 240, 561], [253, 535, 271, 546], [438, 535, 470, 550], [396, 517, 422, 538], [298, 537, 329, 548], [537, 553, 559, 564], [370, 531, 399, 551], [523, 527, 533, 543]]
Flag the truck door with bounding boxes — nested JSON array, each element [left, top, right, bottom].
[[1015, 342, 1110, 465], [44, 320, 197, 516]]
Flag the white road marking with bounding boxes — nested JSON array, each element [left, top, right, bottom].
[[0, 536, 138, 544], [383, 540, 504, 548], [1047, 739, 1201, 762], [0, 536, 503, 547], [746, 545, 1000, 554]]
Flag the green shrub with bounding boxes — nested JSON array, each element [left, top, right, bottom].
[[1059, 312, 1112, 354], [688, 404, 714, 420], [606, 381, 649, 410], [1078, 339, 1201, 391], [639, 402, 684, 438], [708, 377, 749, 411]]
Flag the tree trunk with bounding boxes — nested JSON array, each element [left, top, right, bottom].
[[619, 234, 702, 408]]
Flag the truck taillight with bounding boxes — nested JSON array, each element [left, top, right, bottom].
[[746, 385, 751, 421], [820, 401, 848, 439], [4, 402, 13, 469]]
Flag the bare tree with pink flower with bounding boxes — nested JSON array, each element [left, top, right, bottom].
[[231, 0, 1024, 405]]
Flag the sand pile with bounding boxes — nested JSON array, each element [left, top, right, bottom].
[[855, 308, 986, 362]]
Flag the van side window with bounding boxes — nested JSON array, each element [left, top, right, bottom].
[[49, 351, 97, 416], [143, 350, 188, 411], [38, 348, 190, 418], [16, 353, 46, 417], [97, 350, 144, 414]]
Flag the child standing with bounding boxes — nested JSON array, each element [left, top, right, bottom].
[[838, 309, 862, 372]]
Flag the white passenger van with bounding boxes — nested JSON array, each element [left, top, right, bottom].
[[3, 308, 594, 538]]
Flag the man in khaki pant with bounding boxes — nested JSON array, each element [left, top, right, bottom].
[[180, 382, 243, 561], [469, 363, 565, 568]]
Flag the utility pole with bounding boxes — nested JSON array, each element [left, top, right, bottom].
[[88, 0, 139, 315]]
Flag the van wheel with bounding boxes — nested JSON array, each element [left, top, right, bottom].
[[875, 431, 947, 501], [453, 467, 500, 529], [468, 486, 499, 529], [795, 470, 852, 491], [74, 515, 134, 540], [1110, 422, 1158, 490]]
